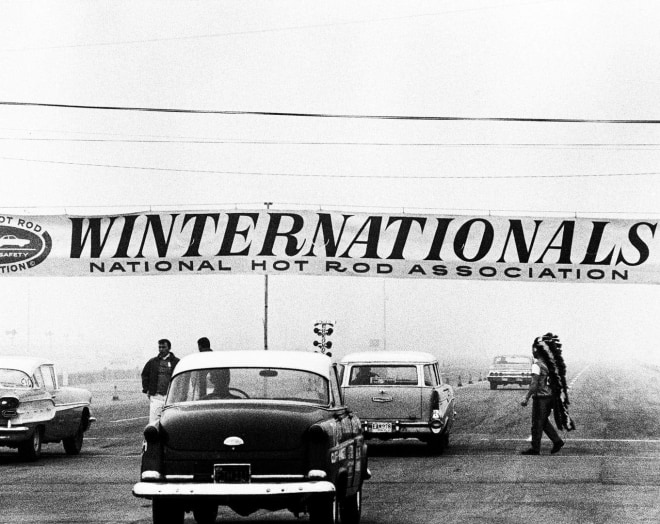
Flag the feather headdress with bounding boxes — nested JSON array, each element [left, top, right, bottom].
[[533, 333, 576, 432]]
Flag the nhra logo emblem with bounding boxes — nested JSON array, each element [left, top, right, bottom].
[[0, 218, 52, 274]]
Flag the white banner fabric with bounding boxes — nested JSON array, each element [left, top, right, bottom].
[[1, 210, 658, 284]]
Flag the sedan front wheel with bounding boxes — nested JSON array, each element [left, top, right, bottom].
[[18, 427, 42, 461], [340, 487, 362, 524], [152, 499, 184, 524], [309, 493, 339, 524], [63, 422, 84, 455]]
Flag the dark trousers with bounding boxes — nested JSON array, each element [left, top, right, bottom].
[[531, 396, 561, 452]]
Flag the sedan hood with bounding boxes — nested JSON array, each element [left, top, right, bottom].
[[161, 402, 327, 452]]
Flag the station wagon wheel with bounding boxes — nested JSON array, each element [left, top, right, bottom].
[[339, 486, 362, 524], [192, 503, 218, 524], [18, 426, 42, 461], [309, 493, 339, 524], [152, 499, 184, 524], [63, 422, 84, 455]]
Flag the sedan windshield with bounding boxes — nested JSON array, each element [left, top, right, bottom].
[[0, 369, 34, 388], [167, 367, 329, 405]]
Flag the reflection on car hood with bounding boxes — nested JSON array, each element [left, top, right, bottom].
[[161, 402, 327, 452]]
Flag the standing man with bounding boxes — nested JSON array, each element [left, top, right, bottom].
[[197, 337, 213, 352], [142, 339, 179, 424], [520, 333, 574, 455]]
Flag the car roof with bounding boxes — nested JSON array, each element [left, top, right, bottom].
[[340, 351, 438, 364], [0, 356, 54, 374], [173, 350, 334, 379]]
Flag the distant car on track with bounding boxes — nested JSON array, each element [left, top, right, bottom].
[[133, 350, 369, 524], [339, 351, 456, 453], [487, 355, 533, 389], [0, 356, 95, 460], [0, 234, 30, 248]]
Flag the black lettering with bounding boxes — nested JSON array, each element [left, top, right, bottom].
[[454, 219, 494, 262], [305, 213, 352, 257], [580, 221, 616, 265], [181, 214, 220, 257], [69, 217, 117, 258], [137, 214, 179, 258], [113, 215, 138, 258], [258, 213, 305, 256], [385, 216, 426, 259], [432, 264, 448, 276], [616, 222, 657, 266], [424, 218, 453, 261], [339, 216, 383, 259], [326, 261, 347, 273], [535, 221, 575, 264], [456, 265, 472, 276], [408, 264, 426, 275], [498, 219, 542, 263], [217, 213, 258, 256]]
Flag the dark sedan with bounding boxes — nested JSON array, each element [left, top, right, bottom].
[[133, 350, 369, 524]]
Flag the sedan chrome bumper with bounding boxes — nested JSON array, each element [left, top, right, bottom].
[[133, 480, 335, 499]]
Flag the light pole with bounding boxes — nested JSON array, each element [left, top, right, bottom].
[[264, 202, 272, 350]]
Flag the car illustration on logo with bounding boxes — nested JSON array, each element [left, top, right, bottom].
[[0, 235, 31, 248], [0, 223, 51, 271]]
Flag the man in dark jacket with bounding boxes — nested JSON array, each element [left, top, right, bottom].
[[141, 339, 179, 424]]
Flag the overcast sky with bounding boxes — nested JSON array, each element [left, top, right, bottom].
[[1, 0, 660, 371]]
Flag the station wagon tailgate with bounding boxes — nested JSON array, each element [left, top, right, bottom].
[[343, 385, 423, 420]]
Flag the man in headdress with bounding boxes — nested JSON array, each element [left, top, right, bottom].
[[520, 333, 572, 455]]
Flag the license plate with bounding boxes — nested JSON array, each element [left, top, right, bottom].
[[370, 422, 392, 433], [213, 464, 250, 483]]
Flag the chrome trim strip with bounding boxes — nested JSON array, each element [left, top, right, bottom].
[[165, 475, 194, 481], [133, 480, 335, 498], [0, 426, 30, 433], [251, 475, 306, 480]]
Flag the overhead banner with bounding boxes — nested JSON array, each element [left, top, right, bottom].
[[0, 210, 658, 284]]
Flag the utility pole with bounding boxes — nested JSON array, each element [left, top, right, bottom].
[[264, 202, 272, 350], [383, 279, 387, 351]]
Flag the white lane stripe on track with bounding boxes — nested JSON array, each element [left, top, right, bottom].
[[493, 438, 660, 443], [109, 416, 149, 423]]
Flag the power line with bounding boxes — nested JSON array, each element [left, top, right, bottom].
[[2, 155, 660, 180], [0, 201, 657, 219], [2, 136, 660, 150], [2, 101, 660, 124]]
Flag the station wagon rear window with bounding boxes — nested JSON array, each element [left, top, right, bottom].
[[0, 369, 34, 388], [167, 367, 329, 405], [348, 365, 418, 386]]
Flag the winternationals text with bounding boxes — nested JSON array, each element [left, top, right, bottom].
[[57, 209, 658, 284], [1, 210, 657, 282]]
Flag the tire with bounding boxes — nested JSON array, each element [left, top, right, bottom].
[[18, 427, 42, 461], [427, 434, 446, 455], [193, 503, 218, 524], [340, 487, 362, 524], [63, 423, 84, 455], [309, 493, 339, 524], [490, 382, 497, 390], [152, 499, 184, 524]]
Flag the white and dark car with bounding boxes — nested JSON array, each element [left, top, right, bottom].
[[486, 355, 533, 389], [0, 234, 30, 248], [0, 356, 95, 460], [339, 351, 456, 453], [133, 350, 369, 524]]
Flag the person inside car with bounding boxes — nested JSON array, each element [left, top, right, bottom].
[[202, 369, 241, 400]]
